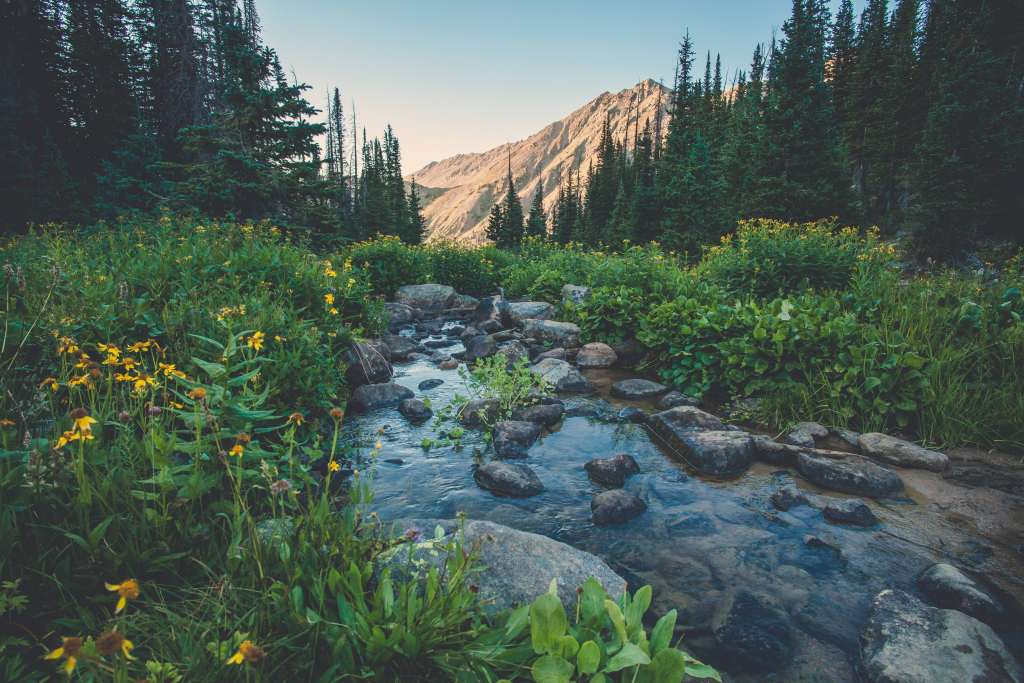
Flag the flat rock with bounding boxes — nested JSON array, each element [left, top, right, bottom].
[[562, 284, 590, 306], [859, 432, 949, 472], [823, 498, 877, 526], [529, 357, 593, 393], [383, 302, 416, 328], [658, 390, 700, 410], [533, 347, 566, 362], [752, 435, 803, 466], [505, 301, 555, 326], [576, 342, 618, 368], [383, 334, 419, 361], [860, 589, 1022, 683], [350, 382, 414, 412], [492, 420, 541, 458], [511, 402, 564, 426], [417, 378, 443, 391], [783, 421, 829, 448], [398, 398, 433, 424], [344, 340, 393, 387], [474, 461, 544, 497], [610, 378, 668, 399], [381, 518, 625, 614], [712, 591, 793, 672], [460, 398, 501, 427], [521, 319, 581, 347], [395, 283, 456, 312], [461, 334, 497, 362], [796, 451, 904, 498], [591, 489, 647, 525], [917, 563, 1011, 628], [771, 485, 811, 511], [584, 453, 640, 487], [652, 426, 754, 476]]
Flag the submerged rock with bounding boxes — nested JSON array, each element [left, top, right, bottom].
[[617, 406, 647, 424], [917, 563, 1011, 628], [712, 591, 793, 672], [610, 378, 668, 400], [584, 453, 640, 487], [398, 398, 433, 424], [576, 342, 618, 368], [859, 589, 1022, 683], [492, 420, 541, 458], [529, 358, 593, 393], [350, 382, 414, 412], [511, 402, 564, 427], [796, 451, 903, 498], [381, 518, 625, 614], [395, 283, 456, 312], [417, 378, 443, 391], [823, 498, 877, 526], [474, 462, 544, 497], [658, 429, 754, 476], [521, 319, 581, 347], [591, 489, 647, 525], [771, 485, 811, 511], [858, 432, 949, 472]]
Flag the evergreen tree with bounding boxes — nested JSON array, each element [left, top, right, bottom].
[[526, 177, 547, 239], [405, 178, 426, 245], [485, 200, 505, 244]]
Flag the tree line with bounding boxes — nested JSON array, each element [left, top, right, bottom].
[[0, 0, 425, 244], [490, 0, 1023, 258]]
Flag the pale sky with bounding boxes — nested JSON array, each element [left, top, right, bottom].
[[257, 1, 865, 173]]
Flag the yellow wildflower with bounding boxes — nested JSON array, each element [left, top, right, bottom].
[[247, 331, 265, 351], [328, 459, 340, 473], [287, 412, 304, 425], [226, 639, 265, 665], [158, 362, 186, 379], [95, 629, 135, 659], [324, 292, 335, 305], [44, 636, 83, 676], [105, 579, 140, 614], [0, 418, 14, 428], [133, 374, 157, 393], [188, 387, 207, 401], [69, 408, 97, 436], [229, 443, 245, 457], [39, 377, 59, 392], [329, 307, 339, 316]]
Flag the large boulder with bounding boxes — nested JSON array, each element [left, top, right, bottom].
[[591, 489, 647, 525], [529, 358, 593, 393], [576, 342, 618, 368], [460, 399, 501, 427], [648, 405, 727, 433], [584, 453, 640, 487], [859, 589, 1022, 683], [658, 429, 754, 476], [395, 284, 456, 312], [505, 301, 555, 327], [611, 378, 668, 400], [473, 294, 509, 326], [474, 461, 544, 497], [916, 563, 1011, 628], [382, 334, 419, 361], [380, 518, 626, 614], [712, 591, 793, 672], [462, 335, 498, 362], [383, 302, 416, 329], [796, 452, 904, 498], [522, 319, 581, 348], [344, 340, 392, 387], [398, 398, 433, 424], [511, 402, 565, 427], [562, 284, 590, 306], [858, 433, 949, 472], [492, 420, 541, 458], [350, 382, 414, 413]]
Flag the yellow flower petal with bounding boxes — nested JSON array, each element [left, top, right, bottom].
[[227, 651, 244, 665], [116, 595, 126, 613], [64, 656, 77, 675], [44, 647, 64, 660]]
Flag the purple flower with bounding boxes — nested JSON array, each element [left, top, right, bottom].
[[403, 527, 422, 542]]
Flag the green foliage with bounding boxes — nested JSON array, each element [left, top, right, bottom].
[[566, 286, 653, 345], [346, 234, 432, 297], [515, 578, 720, 683], [460, 356, 551, 426], [426, 242, 501, 296]]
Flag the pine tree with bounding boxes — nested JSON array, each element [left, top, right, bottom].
[[526, 176, 547, 239], [405, 178, 426, 245], [499, 150, 525, 247], [485, 200, 505, 244]]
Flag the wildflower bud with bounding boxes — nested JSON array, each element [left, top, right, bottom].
[[70, 408, 88, 421], [118, 411, 131, 422], [147, 406, 162, 417], [90, 368, 102, 379], [329, 407, 344, 421], [235, 433, 251, 444]]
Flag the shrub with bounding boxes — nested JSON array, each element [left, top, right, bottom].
[[345, 234, 431, 297], [426, 242, 500, 295], [565, 286, 654, 345]]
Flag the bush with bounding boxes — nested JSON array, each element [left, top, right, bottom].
[[346, 234, 431, 297], [566, 286, 655, 345], [426, 242, 500, 296]]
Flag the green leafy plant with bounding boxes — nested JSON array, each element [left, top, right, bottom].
[[459, 355, 551, 427]]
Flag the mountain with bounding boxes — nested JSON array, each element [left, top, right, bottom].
[[407, 79, 669, 243]]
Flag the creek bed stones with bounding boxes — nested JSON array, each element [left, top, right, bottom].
[[658, 390, 700, 410], [712, 591, 793, 672], [796, 451, 903, 498], [344, 340, 392, 387], [492, 420, 541, 458], [916, 563, 1011, 627], [505, 301, 554, 326], [462, 335, 497, 361], [648, 407, 752, 476], [858, 432, 949, 472], [584, 453, 640, 487], [395, 283, 456, 312], [382, 334, 420, 361], [576, 342, 618, 368], [417, 378, 443, 391], [350, 382, 414, 412], [591, 489, 647, 525], [398, 398, 432, 424], [529, 358, 593, 393], [474, 461, 544, 497], [521, 319, 581, 347], [511, 402, 564, 426], [610, 378, 668, 400], [460, 399, 500, 427], [823, 498, 877, 526]]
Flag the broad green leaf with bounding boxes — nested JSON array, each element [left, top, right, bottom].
[[605, 642, 651, 672], [650, 609, 677, 654], [505, 605, 530, 639], [191, 356, 226, 379], [530, 592, 568, 655], [577, 640, 601, 674], [604, 599, 628, 645], [651, 648, 686, 683], [530, 655, 574, 683]]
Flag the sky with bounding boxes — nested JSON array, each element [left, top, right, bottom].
[[257, 0, 864, 174]]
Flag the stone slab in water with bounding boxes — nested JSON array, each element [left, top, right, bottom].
[[492, 420, 541, 458], [460, 398, 500, 427], [917, 563, 1011, 628], [860, 589, 1022, 683], [382, 333, 419, 361], [398, 398, 432, 424], [395, 283, 455, 312], [417, 378, 443, 391], [474, 461, 544, 497], [529, 357, 593, 393], [796, 451, 903, 498], [657, 429, 754, 477], [712, 591, 793, 672], [610, 378, 668, 399], [858, 432, 949, 472], [647, 405, 726, 432], [350, 382, 413, 412], [823, 498, 877, 526], [585, 453, 640, 487], [591, 489, 647, 525], [380, 518, 625, 614], [511, 402, 564, 426]]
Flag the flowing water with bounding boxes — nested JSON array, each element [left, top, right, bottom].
[[342, 325, 1024, 682]]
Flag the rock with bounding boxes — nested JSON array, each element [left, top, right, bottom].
[[383, 302, 416, 328], [383, 334, 419, 361], [804, 534, 843, 554], [490, 329, 519, 342], [658, 391, 700, 410], [858, 433, 949, 472], [617, 407, 647, 424], [591, 489, 647, 525], [610, 338, 646, 367], [584, 453, 640, 487], [860, 589, 1022, 683], [917, 563, 1010, 628], [576, 342, 618, 368], [561, 284, 590, 306], [473, 294, 509, 326], [460, 398, 501, 427], [380, 518, 625, 614], [831, 427, 862, 450], [650, 424, 754, 476], [712, 591, 793, 672], [450, 293, 480, 310], [521, 319, 581, 347], [344, 340, 393, 387], [462, 335, 498, 362], [496, 340, 530, 370], [424, 338, 458, 349], [771, 485, 811, 511], [492, 420, 541, 458], [398, 398, 433, 424], [751, 435, 803, 466], [474, 462, 544, 497], [395, 284, 456, 312], [610, 378, 668, 400], [350, 382, 414, 412], [533, 347, 566, 363], [417, 378, 443, 391], [796, 452, 904, 498], [505, 301, 555, 327], [459, 326, 482, 344], [438, 358, 459, 370], [823, 498, 877, 526], [647, 405, 727, 434], [511, 402, 564, 427], [479, 319, 503, 334], [783, 421, 829, 448], [529, 358, 594, 393]]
